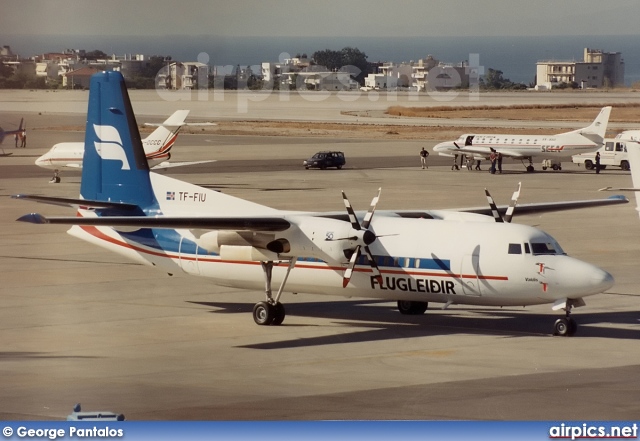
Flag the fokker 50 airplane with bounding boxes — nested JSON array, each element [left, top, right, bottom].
[[35, 110, 214, 182], [433, 106, 611, 172], [13, 72, 628, 336], [0, 117, 25, 156]]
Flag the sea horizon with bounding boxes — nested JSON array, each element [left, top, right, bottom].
[[2, 34, 639, 86]]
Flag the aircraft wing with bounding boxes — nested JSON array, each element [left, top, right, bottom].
[[16, 213, 291, 231], [456, 195, 628, 216], [14, 192, 628, 230], [444, 146, 526, 159], [151, 160, 216, 170], [12, 194, 139, 210]]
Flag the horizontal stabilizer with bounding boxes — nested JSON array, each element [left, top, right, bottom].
[[599, 187, 640, 192], [151, 160, 216, 170]]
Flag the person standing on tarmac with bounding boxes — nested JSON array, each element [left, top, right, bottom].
[[420, 147, 429, 169], [489, 149, 497, 174]]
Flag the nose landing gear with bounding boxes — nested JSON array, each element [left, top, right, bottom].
[[552, 298, 582, 336], [553, 314, 577, 336]]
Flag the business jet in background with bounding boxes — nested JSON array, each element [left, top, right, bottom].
[[0, 117, 26, 156], [35, 110, 215, 182], [433, 106, 611, 172], [14, 72, 628, 337]]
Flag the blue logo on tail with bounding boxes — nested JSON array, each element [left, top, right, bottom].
[[80, 71, 157, 210]]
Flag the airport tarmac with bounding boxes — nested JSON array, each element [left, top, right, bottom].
[[1, 96, 640, 421]]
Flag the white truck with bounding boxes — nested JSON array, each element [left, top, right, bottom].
[[572, 137, 630, 171]]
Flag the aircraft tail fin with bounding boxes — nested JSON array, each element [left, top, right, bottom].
[[562, 106, 611, 143], [80, 71, 155, 208], [142, 110, 189, 159]]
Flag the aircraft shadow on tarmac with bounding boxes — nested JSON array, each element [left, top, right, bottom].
[[189, 300, 640, 349], [0, 351, 101, 360]]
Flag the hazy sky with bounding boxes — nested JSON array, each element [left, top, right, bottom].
[[3, 0, 640, 37]]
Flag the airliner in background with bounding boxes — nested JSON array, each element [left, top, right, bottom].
[[14, 72, 627, 337], [35, 110, 215, 182], [433, 106, 611, 172]]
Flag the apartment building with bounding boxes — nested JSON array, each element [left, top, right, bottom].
[[536, 48, 625, 89], [364, 55, 470, 91]]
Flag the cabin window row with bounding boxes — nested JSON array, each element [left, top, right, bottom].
[[298, 255, 451, 270]]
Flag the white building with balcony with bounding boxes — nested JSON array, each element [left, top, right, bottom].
[[536, 48, 625, 89]]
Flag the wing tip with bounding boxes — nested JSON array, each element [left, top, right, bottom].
[[17, 213, 48, 224]]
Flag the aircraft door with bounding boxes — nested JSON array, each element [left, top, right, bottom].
[[179, 236, 200, 275], [459, 254, 481, 296]]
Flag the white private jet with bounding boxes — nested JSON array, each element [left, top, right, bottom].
[[13, 72, 628, 337], [35, 110, 215, 182], [433, 106, 611, 172]]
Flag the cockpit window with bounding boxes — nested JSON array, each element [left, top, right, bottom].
[[508, 243, 522, 254], [530, 242, 563, 255]]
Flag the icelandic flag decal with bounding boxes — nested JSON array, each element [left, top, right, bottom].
[[166, 191, 175, 200]]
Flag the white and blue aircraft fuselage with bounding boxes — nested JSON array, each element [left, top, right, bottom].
[[14, 72, 626, 336]]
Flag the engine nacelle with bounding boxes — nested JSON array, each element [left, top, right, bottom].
[[194, 230, 276, 253], [275, 217, 358, 263], [219, 245, 280, 262]]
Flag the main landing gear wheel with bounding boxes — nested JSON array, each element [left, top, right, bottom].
[[254, 259, 296, 326], [272, 302, 286, 325], [553, 317, 577, 336], [397, 300, 428, 315]]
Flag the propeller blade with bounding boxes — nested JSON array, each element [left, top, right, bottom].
[[341, 190, 361, 230], [363, 245, 383, 285], [362, 187, 381, 229], [341, 188, 384, 288], [342, 245, 361, 288], [484, 188, 504, 223], [503, 182, 522, 223]]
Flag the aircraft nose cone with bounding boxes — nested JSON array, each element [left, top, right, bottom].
[[433, 142, 446, 151], [591, 268, 614, 292]]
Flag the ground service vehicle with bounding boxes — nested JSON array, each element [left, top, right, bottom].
[[572, 139, 630, 171]]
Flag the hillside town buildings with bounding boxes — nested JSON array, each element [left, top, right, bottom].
[[1, 44, 628, 90]]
